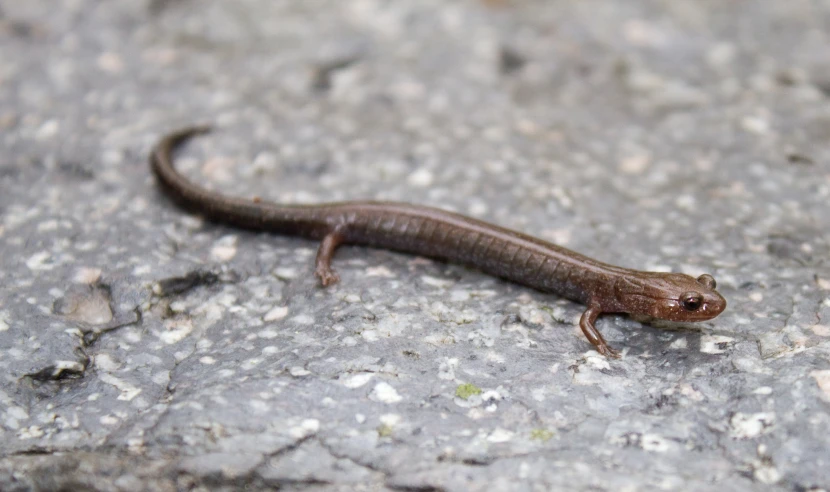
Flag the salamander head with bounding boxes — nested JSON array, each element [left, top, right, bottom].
[[614, 273, 726, 322]]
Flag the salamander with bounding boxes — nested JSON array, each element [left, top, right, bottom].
[[150, 126, 727, 357]]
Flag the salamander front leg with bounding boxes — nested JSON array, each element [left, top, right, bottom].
[[579, 303, 621, 358], [314, 231, 345, 286]]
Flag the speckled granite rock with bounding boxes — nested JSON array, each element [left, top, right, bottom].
[[1, 0, 829, 490]]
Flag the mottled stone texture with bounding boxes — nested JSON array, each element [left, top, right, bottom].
[[1, 1, 829, 490]]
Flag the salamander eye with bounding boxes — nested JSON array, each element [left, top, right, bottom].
[[697, 274, 716, 289], [681, 292, 703, 311]]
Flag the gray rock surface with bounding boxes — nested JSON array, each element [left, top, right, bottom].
[[1, 0, 829, 490]]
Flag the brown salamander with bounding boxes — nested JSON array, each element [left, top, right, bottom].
[[150, 126, 727, 357]]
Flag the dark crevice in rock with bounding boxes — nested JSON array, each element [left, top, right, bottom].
[[22, 347, 90, 382], [23, 283, 143, 382], [147, 0, 193, 16], [388, 485, 447, 492], [499, 46, 527, 75], [154, 269, 222, 297], [311, 55, 362, 92], [82, 308, 143, 346]]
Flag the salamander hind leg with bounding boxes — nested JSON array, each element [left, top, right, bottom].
[[314, 231, 345, 286], [579, 303, 621, 358]]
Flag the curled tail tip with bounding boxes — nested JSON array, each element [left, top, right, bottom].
[[159, 124, 213, 148], [180, 124, 212, 138], [190, 124, 212, 134], [151, 124, 214, 168]]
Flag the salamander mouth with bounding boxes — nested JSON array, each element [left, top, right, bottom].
[[635, 297, 723, 321], [681, 307, 719, 320], [664, 301, 724, 321], [627, 295, 721, 317]]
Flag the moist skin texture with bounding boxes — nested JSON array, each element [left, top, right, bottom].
[[151, 126, 727, 357]]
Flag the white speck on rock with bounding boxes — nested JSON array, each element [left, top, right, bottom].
[[99, 373, 142, 401], [290, 314, 314, 325], [289, 419, 320, 439], [342, 373, 374, 388], [625, 68, 665, 93], [36, 120, 59, 140], [343, 293, 362, 303], [289, 367, 310, 377], [6, 406, 28, 423], [810, 324, 830, 337], [94, 354, 120, 371], [487, 428, 514, 443], [706, 42, 737, 69], [675, 384, 704, 402], [455, 393, 482, 409], [407, 168, 434, 187], [273, 267, 298, 279], [480, 390, 503, 402], [26, 251, 55, 271], [584, 352, 611, 370], [366, 265, 395, 278], [355, 414, 366, 424], [159, 318, 194, 344], [379, 414, 401, 426], [342, 336, 358, 346], [97, 52, 124, 73], [741, 115, 770, 135], [449, 289, 470, 302], [675, 194, 696, 211], [249, 399, 270, 413], [251, 151, 278, 174], [421, 275, 454, 288], [730, 412, 775, 439], [753, 386, 773, 395], [18, 426, 45, 439], [180, 215, 203, 229], [542, 228, 572, 246], [72, 267, 102, 284], [754, 464, 781, 485], [619, 153, 651, 175], [202, 156, 236, 184], [210, 235, 238, 262], [642, 433, 670, 453], [361, 329, 379, 342], [810, 370, 830, 401], [370, 382, 402, 403], [52, 360, 86, 376], [424, 333, 456, 346], [257, 328, 279, 339], [199, 356, 216, 365], [392, 80, 426, 100], [263, 306, 289, 321], [438, 358, 459, 380], [468, 200, 488, 216], [669, 337, 688, 350]]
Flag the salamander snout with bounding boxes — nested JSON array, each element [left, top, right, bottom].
[[654, 273, 727, 322], [616, 272, 727, 322]]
